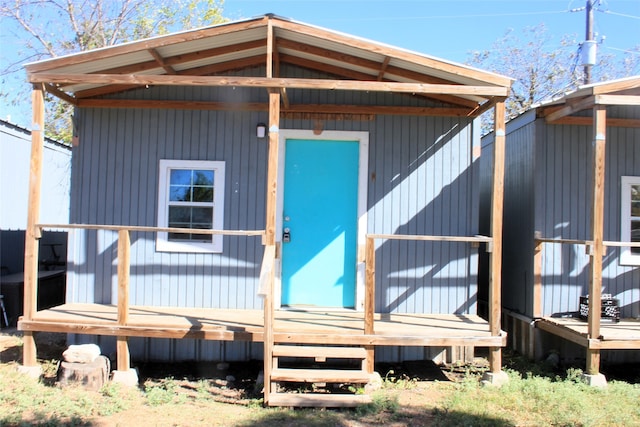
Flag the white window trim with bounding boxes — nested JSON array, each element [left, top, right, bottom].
[[156, 159, 225, 253], [620, 175, 640, 266]]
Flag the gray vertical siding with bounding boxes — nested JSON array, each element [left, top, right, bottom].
[[68, 66, 482, 361], [537, 117, 593, 317], [480, 111, 537, 317]]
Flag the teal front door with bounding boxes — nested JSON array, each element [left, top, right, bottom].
[[281, 138, 360, 308]]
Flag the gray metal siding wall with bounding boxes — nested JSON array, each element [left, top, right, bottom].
[[368, 114, 478, 315], [502, 117, 537, 316], [537, 118, 593, 316], [537, 106, 640, 318], [480, 111, 537, 317], [67, 66, 480, 361], [68, 104, 268, 310]]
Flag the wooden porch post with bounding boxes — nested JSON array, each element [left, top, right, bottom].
[[587, 105, 606, 376], [533, 237, 543, 319], [364, 236, 375, 373], [116, 229, 131, 371], [488, 101, 506, 375], [23, 84, 45, 367], [263, 88, 280, 404]]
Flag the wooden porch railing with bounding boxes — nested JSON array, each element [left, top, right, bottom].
[[364, 233, 494, 361], [26, 223, 265, 369], [533, 236, 640, 319]]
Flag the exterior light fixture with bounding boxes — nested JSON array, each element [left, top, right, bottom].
[[256, 123, 267, 138]]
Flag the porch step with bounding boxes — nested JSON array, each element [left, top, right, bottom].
[[266, 343, 374, 408], [271, 367, 371, 383], [268, 392, 372, 408]]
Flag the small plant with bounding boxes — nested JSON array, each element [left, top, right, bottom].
[[355, 392, 399, 417], [564, 367, 584, 383], [381, 369, 417, 390], [144, 377, 184, 406]]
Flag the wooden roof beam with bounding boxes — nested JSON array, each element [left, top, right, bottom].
[[148, 48, 176, 74], [30, 73, 509, 96], [595, 94, 640, 106], [76, 98, 474, 117], [280, 54, 480, 108], [277, 38, 465, 87], [377, 57, 391, 81], [74, 55, 266, 98], [272, 18, 512, 87], [45, 83, 77, 105], [25, 17, 270, 73], [544, 96, 596, 123], [548, 117, 640, 128], [91, 39, 266, 76]]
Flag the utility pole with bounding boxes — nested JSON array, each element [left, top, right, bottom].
[[584, 0, 595, 84]]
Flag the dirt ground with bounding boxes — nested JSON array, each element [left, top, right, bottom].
[[0, 328, 470, 426]]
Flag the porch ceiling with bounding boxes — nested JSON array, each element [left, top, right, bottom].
[[25, 14, 511, 110]]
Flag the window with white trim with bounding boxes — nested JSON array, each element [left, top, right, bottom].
[[157, 159, 225, 253], [620, 176, 640, 265]]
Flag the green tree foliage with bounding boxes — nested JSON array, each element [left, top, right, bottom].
[[0, 0, 227, 143], [468, 23, 639, 127]]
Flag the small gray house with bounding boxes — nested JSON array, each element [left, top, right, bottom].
[[19, 15, 512, 405], [481, 76, 640, 385]]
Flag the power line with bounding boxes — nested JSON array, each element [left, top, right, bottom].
[[325, 10, 569, 22], [601, 10, 640, 20]]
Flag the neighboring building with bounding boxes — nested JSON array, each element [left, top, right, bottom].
[[0, 119, 70, 325], [481, 76, 640, 383], [19, 15, 512, 405]]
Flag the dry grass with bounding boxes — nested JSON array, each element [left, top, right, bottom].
[[1, 330, 639, 426]]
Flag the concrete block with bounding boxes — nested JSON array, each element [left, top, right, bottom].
[[364, 371, 382, 393], [18, 364, 42, 379], [481, 370, 509, 387], [581, 373, 607, 388], [111, 368, 139, 387]]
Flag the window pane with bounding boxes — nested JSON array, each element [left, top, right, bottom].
[[169, 186, 191, 202], [632, 221, 640, 254], [168, 206, 213, 243], [191, 207, 213, 225], [193, 170, 214, 186], [170, 169, 192, 186], [168, 206, 191, 223], [193, 187, 213, 202], [632, 185, 640, 216]]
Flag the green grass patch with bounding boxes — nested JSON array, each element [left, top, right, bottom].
[[433, 367, 640, 426], [0, 362, 139, 426]]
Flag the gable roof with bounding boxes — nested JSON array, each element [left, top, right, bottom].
[[25, 14, 511, 112]]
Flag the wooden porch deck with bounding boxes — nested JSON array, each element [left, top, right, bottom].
[[538, 317, 640, 350], [18, 303, 506, 347]]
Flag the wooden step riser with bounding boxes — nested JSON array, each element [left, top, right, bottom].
[[271, 367, 371, 384], [272, 344, 368, 359], [267, 392, 372, 408]]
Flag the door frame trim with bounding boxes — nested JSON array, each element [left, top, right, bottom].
[[274, 130, 369, 310]]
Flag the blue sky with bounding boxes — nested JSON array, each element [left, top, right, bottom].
[[1, 0, 638, 127], [225, 0, 639, 63]]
